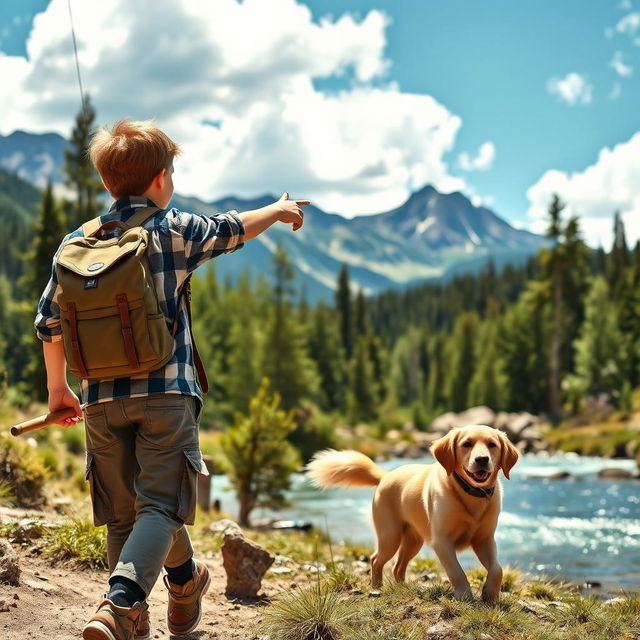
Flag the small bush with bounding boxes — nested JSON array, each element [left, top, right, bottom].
[[0, 480, 15, 507], [41, 517, 107, 569], [0, 433, 49, 507]]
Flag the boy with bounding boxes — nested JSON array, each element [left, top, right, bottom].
[[34, 119, 309, 640]]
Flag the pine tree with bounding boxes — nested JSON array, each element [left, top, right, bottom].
[[468, 317, 506, 410], [500, 284, 550, 413], [261, 246, 319, 410], [218, 378, 300, 527], [63, 95, 104, 230], [607, 212, 630, 294], [347, 334, 378, 423], [539, 195, 589, 422], [426, 333, 447, 413], [22, 183, 67, 400], [307, 301, 347, 412], [336, 265, 353, 358], [445, 312, 478, 411], [571, 276, 623, 400]]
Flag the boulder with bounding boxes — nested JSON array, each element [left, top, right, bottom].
[[493, 412, 520, 441], [206, 518, 243, 536], [457, 406, 496, 428], [0, 540, 19, 585], [221, 532, 274, 597], [597, 468, 634, 480], [430, 406, 495, 434]]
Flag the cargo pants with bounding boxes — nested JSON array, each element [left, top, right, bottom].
[[83, 394, 209, 595]]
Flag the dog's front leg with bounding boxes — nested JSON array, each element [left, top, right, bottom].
[[432, 539, 472, 600], [471, 537, 502, 604]]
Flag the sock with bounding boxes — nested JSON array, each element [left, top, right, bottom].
[[164, 558, 195, 586], [107, 576, 146, 608]]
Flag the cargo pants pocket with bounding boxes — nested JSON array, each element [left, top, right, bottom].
[[85, 452, 114, 526], [177, 448, 209, 526]]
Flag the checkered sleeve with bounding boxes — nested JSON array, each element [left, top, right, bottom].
[[34, 257, 63, 343], [179, 210, 245, 272]]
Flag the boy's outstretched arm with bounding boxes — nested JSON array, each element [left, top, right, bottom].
[[239, 192, 310, 241], [42, 340, 83, 427]]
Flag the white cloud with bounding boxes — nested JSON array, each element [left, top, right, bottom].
[[615, 11, 640, 37], [458, 141, 496, 172], [611, 51, 633, 76], [609, 81, 622, 100], [547, 72, 593, 106], [0, 0, 469, 215], [526, 132, 640, 248]]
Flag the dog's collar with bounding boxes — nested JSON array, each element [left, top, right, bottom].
[[453, 472, 495, 499]]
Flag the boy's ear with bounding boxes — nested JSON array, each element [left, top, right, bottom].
[[499, 433, 520, 480], [431, 430, 458, 475], [154, 168, 166, 189]]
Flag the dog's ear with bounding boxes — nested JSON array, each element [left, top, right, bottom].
[[499, 433, 520, 479], [431, 430, 458, 475]]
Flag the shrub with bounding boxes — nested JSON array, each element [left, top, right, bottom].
[[0, 433, 49, 507], [41, 517, 107, 569]]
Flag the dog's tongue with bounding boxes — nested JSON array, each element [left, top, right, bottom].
[[470, 470, 489, 482]]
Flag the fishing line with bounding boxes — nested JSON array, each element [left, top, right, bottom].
[[66, 0, 88, 119]]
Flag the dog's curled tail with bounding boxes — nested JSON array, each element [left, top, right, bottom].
[[305, 449, 387, 488]]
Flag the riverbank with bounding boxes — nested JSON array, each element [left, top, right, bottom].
[[333, 405, 640, 465], [0, 505, 638, 640]]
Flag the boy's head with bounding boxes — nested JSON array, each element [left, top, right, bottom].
[[89, 119, 180, 206]]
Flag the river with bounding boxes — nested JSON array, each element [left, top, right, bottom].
[[210, 453, 640, 591]]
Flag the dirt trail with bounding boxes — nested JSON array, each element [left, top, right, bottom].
[[0, 521, 293, 639]]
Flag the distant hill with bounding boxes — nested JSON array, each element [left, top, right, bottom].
[[0, 129, 547, 300], [0, 169, 41, 281]]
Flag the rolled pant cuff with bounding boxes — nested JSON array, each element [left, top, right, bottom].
[[110, 568, 152, 597]]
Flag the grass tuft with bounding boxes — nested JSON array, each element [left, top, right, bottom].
[[41, 517, 107, 569], [257, 582, 359, 640]]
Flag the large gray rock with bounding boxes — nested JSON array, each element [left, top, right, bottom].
[[0, 540, 20, 585], [431, 407, 496, 434], [206, 518, 243, 536], [221, 532, 274, 597]]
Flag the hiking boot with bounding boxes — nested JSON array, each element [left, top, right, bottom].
[[134, 607, 150, 640], [163, 560, 211, 635], [82, 597, 148, 640]]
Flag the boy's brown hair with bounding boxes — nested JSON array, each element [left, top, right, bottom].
[[89, 119, 181, 198]]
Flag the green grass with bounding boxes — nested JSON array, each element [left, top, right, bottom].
[[256, 582, 360, 640], [254, 558, 640, 640], [41, 517, 107, 569]]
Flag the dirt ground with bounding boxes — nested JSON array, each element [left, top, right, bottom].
[[0, 524, 295, 640]]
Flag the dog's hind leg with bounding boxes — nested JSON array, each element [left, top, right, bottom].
[[370, 516, 402, 589], [393, 524, 423, 583]]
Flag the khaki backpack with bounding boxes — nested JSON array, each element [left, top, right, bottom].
[[55, 206, 208, 391]]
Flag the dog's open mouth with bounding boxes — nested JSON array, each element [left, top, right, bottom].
[[466, 468, 490, 484]]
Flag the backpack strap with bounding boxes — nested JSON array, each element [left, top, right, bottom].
[[174, 275, 209, 394], [81, 206, 161, 238]]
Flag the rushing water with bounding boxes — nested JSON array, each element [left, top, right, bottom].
[[211, 453, 640, 591]]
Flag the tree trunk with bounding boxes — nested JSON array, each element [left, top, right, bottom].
[[549, 275, 563, 424]]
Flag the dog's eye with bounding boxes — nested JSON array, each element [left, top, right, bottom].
[[461, 441, 473, 448], [488, 442, 497, 448]]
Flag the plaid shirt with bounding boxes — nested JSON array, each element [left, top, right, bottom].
[[34, 196, 245, 407]]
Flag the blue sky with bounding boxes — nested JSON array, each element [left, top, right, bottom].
[[1, 0, 639, 244]]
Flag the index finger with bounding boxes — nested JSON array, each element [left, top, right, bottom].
[[295, 200, 311, 206]]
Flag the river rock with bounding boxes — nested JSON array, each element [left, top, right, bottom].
[[0, 540, 20, 585], [430, 406, 495, 434], [221, 532, 274, 597], [206, 518, 243, 536], [597, 468, 634, 480]]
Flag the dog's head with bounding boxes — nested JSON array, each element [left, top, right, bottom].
[[431, 424, 519, 486]]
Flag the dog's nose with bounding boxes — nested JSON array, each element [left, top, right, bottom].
[[475, 456, 489, 467]]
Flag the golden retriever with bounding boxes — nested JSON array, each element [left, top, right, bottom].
[[305, 424, 519, 602]]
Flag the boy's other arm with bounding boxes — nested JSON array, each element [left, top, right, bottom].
[[239, 192, 310, 241], [42, 340, 82, 427]]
